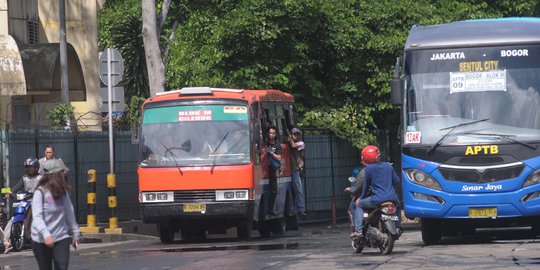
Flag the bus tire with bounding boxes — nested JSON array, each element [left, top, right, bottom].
[[257, 193, 272, 238], [159, 224, 175, 244], [258, 220, 271, 238], [286, 214, 298, 231], [270, 217, 286, 236], [421, 218, 441, 245], [237, 220, 253, 241], [284, 190, 298, 231]]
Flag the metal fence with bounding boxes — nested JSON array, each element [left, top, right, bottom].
[[0, 126, 390, 224], [302, 129, 392, 223]]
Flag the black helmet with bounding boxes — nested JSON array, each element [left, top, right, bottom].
[[24, 157, 39, 169]]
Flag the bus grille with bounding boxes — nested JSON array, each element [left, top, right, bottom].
[[439, 164, 524, 183], [174, 190, 215, 202]]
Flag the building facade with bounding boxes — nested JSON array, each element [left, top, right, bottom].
[[0, 0, 101, 130]]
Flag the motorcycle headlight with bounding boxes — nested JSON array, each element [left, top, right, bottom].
[[405, 169, 442, 190], [16, 193, 26, 201], [524, 169, 540, 187]]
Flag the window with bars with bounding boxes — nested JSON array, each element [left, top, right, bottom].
[[27, 20, 38, 44]]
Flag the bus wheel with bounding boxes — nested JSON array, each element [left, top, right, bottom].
[[258, 220, 271, 238], [237, 220, 253, 241], [159, 224, 175, 244], [270, 217, 286, 236], [286, 214, 298, 230], [421, 218, 441, 245]]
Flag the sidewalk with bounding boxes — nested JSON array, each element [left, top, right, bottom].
[[79, 220, 159, 244]]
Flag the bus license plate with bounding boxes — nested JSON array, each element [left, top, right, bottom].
[[183, 203, 206, 213], [469, 208, 497, 218]]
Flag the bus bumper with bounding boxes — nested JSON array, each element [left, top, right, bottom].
[[141, 200, 254, 223], [403, 184, 540, 220]]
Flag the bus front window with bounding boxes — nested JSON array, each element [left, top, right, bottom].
[[404, 45, 540, 145]]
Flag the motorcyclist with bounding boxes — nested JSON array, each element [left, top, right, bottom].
[[3, 157, 42, 254], [350, 145, 401, 238]]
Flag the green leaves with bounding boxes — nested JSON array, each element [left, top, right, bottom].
[[47, 103, 74, 130], [301, 103, 376, 148], [99, 0, 540, 144]]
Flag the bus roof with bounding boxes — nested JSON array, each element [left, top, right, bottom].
[[405, 17, 540, 51], [145, 87, 294, 105]]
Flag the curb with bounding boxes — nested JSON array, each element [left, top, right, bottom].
[[80, 233, 158, 243]]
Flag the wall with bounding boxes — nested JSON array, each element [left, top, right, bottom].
[[37, 0, 101, 130]]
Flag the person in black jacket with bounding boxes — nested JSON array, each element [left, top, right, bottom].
[[265, 125, 282, 216]]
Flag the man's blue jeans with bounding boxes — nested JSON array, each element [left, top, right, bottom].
[[352, 196, 377, 233], [291, 170, 305, 212]]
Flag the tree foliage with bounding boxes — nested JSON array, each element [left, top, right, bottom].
[[47, 103, 74, 130], [98, 0, 540, 146]]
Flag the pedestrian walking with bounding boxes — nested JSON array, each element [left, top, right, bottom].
[[31, 159, 80, 270]]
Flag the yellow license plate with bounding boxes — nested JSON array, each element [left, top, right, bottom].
[[183, 203, 206, 213], [468, 208, 497, 218]]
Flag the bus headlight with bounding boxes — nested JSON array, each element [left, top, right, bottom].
[[216, 189, 249, 201], [405, 169, 442, 190], [141, 191, 174, 203], [523, 169, 540, 187]]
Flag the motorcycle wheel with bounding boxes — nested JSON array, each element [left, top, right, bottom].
[[10, 222, 25, 252], [379, 232, 395, 255], [351, 238, 363, 253]]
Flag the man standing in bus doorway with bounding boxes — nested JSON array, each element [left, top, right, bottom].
[[288, 127, 307, 217], [266, 125, 282, 216]]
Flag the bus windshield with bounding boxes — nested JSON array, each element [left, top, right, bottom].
[[404, 44, 540, 145], [140, 104, 250, 167]]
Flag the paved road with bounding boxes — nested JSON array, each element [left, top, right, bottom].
[[3, 222, 540, 269]]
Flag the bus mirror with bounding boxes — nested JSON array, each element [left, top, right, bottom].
[[391, 57, 403, 106], [390, 77, 403, 105]]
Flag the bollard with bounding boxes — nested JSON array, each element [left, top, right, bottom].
[[104, 173, 123, 234], [79, 170, 102, 233]]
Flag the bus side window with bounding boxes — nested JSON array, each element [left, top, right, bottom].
[[261, 106, 270, 142], [262, 102, 278, 133], [283, 103, 295, 133], [276, 104, 286, 141]]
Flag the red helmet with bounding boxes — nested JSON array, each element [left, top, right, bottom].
[[361, 145, 380, 164]]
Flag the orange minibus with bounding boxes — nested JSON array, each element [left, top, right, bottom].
[[138, 87, 299, 243]]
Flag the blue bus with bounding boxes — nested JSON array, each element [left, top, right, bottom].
[[390, 18, 540, 244]]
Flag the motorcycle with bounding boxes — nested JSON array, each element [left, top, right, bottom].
[[9, 191, 32, 252], [351, 201, 400, 255]]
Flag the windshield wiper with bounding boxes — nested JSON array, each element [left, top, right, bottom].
[[211, 132, 229, 174], [461, 132, 538, 150], [158, 139, 184, 175], [428, 118, 490, 154]]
